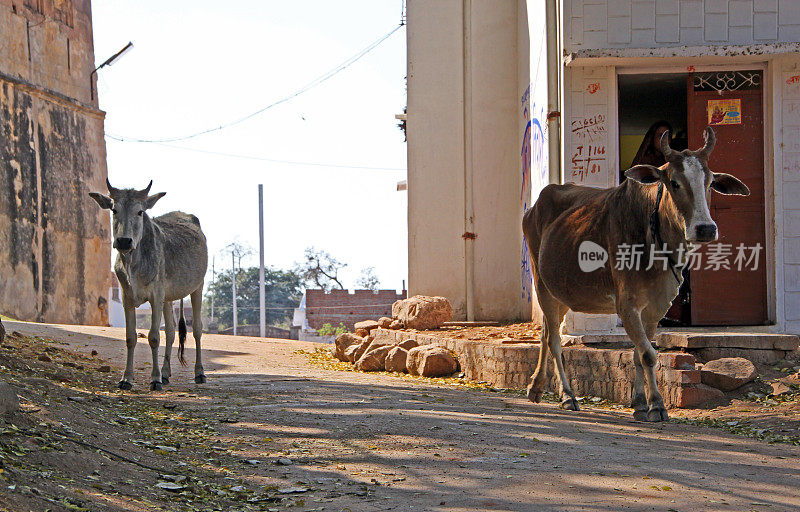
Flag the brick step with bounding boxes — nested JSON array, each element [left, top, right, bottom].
[[654, 332, 799, 364], [562, 332, 798, 364], [655, 332, 799, 350]]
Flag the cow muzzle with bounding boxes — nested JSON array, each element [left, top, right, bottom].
[[688, 223, 718, 243], [114, 237, 134, 253]]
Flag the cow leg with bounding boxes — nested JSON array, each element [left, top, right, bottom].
[[161, 301, 175, 384], [631, 349, 648, 421], [527, 276, 554, 402], [618, 306, 667, 422], [631, 319, 659, 420], [529, 282, 574, 409], [549, 316, 578, 410], [190, 286, 206, 384], [119, 297, 137, 390], [526, 319, 550, 402], [629, 317, 657, 419], [148, 295, 164, 391]]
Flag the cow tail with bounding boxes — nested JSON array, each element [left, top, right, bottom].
[[178, 298, 188, 366]]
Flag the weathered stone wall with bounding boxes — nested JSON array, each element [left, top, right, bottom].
[[0, 0, 110, 325]]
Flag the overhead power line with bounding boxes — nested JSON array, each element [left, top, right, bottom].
[[107, 24, 403, 144], [104, 139, 407, 172]]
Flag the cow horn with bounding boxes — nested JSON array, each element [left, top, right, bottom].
[[106, 178, 119, 196], [697, 126, 716, 158], [139, 180, 153, 198], [659, 130, 680, 161]]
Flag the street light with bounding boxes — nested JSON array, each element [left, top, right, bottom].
[[90, 41, 133, 101]]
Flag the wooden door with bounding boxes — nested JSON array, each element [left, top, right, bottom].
[[687, 71, 768, 325]]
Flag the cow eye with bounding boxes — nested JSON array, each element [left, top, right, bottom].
[[670, 180, 680, 189], [137, 210, 144, 216]]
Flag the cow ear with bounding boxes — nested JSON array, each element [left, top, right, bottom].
[[711, 172, 750, 196], [624, 165, 662, 184], [89, 192, 113, 210], [144, 192, 166, 210]]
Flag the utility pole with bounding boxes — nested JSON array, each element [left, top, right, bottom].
[[231, 249, 237, 336], [258, 184, 266, 339]]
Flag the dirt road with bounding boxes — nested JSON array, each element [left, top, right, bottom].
[[2, 321, 799, 511]]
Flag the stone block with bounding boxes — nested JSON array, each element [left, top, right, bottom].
[[657, 333, 799, 351], [658, 352, 696, 369], [674, 384, 725, 408], [701, 357, 758, 391], [663, 369, 702, 385], [694, 347, 786, 364]]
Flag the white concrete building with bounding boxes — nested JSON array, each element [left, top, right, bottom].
[[406, 0, 800, 335]]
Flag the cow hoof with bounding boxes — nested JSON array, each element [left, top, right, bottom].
[[526, 384, 543, 403], [150, 381, 163, 391], [118, 380, 133, 390], [633, 409, 650, 422], [194, 374, 207, 384], [647, 406, 669, 422], [560, 397, 580, 411], [161, 376, 169, 384]]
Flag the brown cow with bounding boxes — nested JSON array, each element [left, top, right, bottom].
[[523, 127, 749, 422]]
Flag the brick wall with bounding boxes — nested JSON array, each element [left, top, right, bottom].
[[374, 328, 720, 409], [305, 289, 406, 330]]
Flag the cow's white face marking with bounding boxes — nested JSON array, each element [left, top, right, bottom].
[[682, 156, 717, 242]]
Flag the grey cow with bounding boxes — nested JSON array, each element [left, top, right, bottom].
[[90, 180, 208, 390]]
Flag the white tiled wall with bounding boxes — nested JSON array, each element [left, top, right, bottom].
[[783, 60, 800, 332], [563, 66, 617, 189], [562, 65, 620, 334], [566, 0, 800, 50]]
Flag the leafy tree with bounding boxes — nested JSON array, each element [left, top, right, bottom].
[[205, 266, 303, 329], [295, 247, 346, 291], [356, 266, 380, 291], [317, 323, 347, 336]]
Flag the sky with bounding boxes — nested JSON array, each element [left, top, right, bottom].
[[92, 1, 408, 293]]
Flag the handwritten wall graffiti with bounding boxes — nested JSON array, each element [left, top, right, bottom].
[[568, 113, 607, 185], [571, 114, 606, 142], [570, 144, 606, 182]]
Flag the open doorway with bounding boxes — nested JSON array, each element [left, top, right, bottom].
[[618, 73, 688, 182], [619, 73, 691, 326], [617, 70, 769, 327]]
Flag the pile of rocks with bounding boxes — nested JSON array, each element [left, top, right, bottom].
[[351, 295, 454, 336], [331, 295, 458, 378]]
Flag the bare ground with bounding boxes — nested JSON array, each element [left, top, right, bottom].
[[1, 320, 799, 512], [417, 323, 542, 344]]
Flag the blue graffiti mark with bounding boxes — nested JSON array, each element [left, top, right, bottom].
[[521, 121, 531, 205], [520, 98, 548, 303], [531, 117, 547, 194]]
